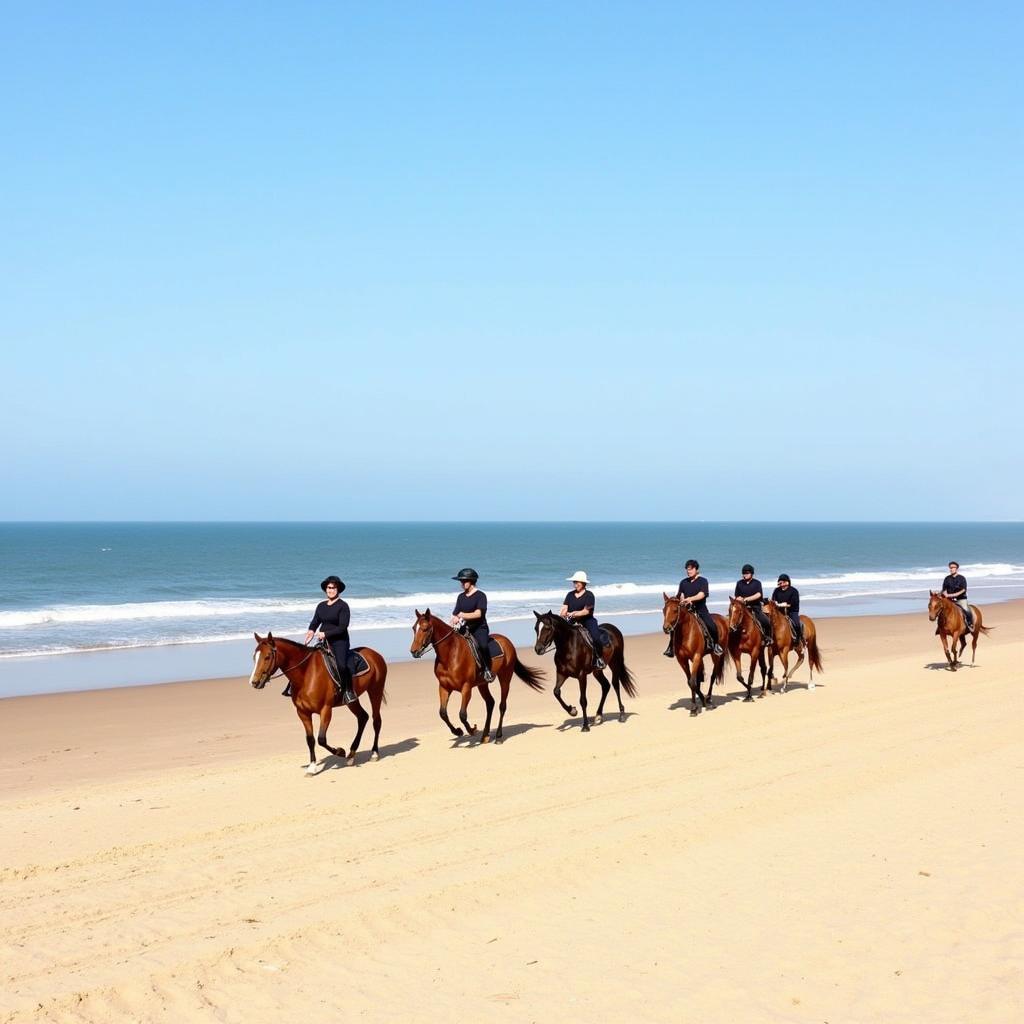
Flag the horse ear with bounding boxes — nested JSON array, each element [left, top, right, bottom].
[[534, 610, 541, 620], [663, 592, 670, 601], [424, 607, 430, 618], [414, 608, 420, 618], [254, 631, 261, 641], [268, 630, 274, 639]]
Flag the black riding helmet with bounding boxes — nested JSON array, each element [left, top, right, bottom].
[[452, 568, 479, 583], [320, 575, 346, 593], [742, 564, 755, 574], [777, 573, 791, 583]]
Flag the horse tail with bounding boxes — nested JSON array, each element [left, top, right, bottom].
[[513, 657, 546, 692], [807, 632, 824, 675], [603, 624, 637, 697]]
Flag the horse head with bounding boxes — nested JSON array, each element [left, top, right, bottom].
[[661, 593, 683, 634], [727, 596, 747, 634], [927, 591, 943, 622], [534, 610, 557, 655], [249, 631, 279, 689], [410, 609, 436, 658]]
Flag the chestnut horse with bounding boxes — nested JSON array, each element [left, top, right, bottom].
[[762, 602, 823, 691], [927, 592, 990, 670], [411, 610, 545, 744], [726, 597, 769, 700], [532, 612, 637, 731], [661, 594, 729, 716], [250, 633, 388, 775]]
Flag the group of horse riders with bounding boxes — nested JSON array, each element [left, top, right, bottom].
[[662, 559, 803, 657], [301, 559, 816, 703]]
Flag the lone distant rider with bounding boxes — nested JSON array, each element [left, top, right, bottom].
[[450, 568, 494, 682], [560, 570, 605, 670]]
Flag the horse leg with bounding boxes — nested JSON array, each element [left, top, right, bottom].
[[457, 683, 477, 739], [971, 625, 979, 665], [552, 669, 577, 718], [790, 646, 806, 687], [367, 685, 383, 761], [610, 658, 627, 722], [593, 667, 611, 724], [779, 648, 790, 692], [743, 650, 756, 701], [297, 708, 318, 775], [478, 681, 496, 744], [344, 699, 368, 766], [438, 684, 463, 737], [689, 655, 703, 716], [495, 676, 511, 744], [940, 632, 955, 671], [316, 703, 347, 764], [579, 673, 590, 732], [764, 646, 775, 694]]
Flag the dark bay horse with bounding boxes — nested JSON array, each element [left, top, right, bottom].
[[411, 610, 545, 744], [762, 601, 823, 691], [928, 592, 990, 670], [661, 594, 729, 716], [533, 612, 637, 731], [726, 597, 769, 700], [250, 633, 388, 775]]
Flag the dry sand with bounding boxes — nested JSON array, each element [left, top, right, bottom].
[[1, 606, 1022, 1023]]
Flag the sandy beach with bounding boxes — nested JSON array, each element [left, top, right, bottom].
[[1, 605, 1021, 1023]]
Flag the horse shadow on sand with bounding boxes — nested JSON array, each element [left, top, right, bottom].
[[448, 721, 552, 748], [667, 682, 822, 712], [923, 661, 977, 671], [556, 710, 638, 732], [313, 736, 421, 771]]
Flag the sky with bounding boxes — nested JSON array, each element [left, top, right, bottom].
[[1, 2, 1020, 521]]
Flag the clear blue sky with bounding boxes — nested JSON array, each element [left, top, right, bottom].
[[2, 2, 1020, 520]]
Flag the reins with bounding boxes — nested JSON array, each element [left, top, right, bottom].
[[257, 638, 320, 684]]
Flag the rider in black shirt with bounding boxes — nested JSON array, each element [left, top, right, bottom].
[[305, 575, 356, 704], [451, 568, 494, 681], [941, 560, 973, 629], [734, 564, 772, 644], [560, 570, 605, 669], [771, 574, 802, 644], [664, 559, 723, 656]]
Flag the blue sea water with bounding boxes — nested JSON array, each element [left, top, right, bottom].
[[0, 522, 1021, 696]]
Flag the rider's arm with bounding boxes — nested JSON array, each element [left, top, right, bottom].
[[746, 591, 763, 603], [687, 590, 707, 604], [559, 603, 570, 617]]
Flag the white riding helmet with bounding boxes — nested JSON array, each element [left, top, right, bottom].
[[566, 570, 589, 584]]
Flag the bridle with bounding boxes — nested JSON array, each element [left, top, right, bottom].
[[252, 636, 319, 686], [412, 616, 457, 659], [534, 615, 557, 655]]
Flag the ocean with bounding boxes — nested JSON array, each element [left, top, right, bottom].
[[1, 522, 1021, 696]]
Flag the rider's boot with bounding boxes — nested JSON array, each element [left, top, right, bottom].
[[339, 670, 357, 706], [481, 655, 495, 683], [281, 682, 292, 697], [594, 653, 606, 670]]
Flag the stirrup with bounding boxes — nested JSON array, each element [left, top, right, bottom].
[[341, 687, 357, 705], [483, 668, 494, 682], [594, 657, 606, 670]]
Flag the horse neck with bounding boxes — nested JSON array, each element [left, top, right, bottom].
[[428, 614, 461, 664], [276, 639, 315, 687], [735, 603, 756, 637]]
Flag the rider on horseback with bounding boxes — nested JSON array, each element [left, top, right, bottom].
[[941, 561, 973, 630], [451, 568, 494, 682], [735, 564, 772, 645], [772, 574, 803, 645], [664, 559, 723, 657], [305, 575, 357, 705], [559, 571, 606, 670]]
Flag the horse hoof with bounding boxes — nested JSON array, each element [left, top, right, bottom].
[[346, 755, 356, 767], [618, 713, 626, 723], [744, 695, 754, 702], [568, 706, 578, 716], [495, 736, 504, 745], [305, 764, 319, 776], [581, 724, 590, 732], [370, 751, 379, 762], [480, 734, 490, 744], [689, 708, 700, 717], [594, 714, 603, 725], [453, 728, 464, 737]]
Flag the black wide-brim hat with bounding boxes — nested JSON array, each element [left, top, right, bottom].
[[320, 575, 346, 593]]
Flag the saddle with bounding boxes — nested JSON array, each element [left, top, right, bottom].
[[321, 645, 370, 690], [573, 623, 612, 651], [462, 629, 504, 675]]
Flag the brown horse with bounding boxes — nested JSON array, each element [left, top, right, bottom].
[[250, 633, 388, 775], [762, 602, 823, 691], [928, 592, 990, 670], [726, 597, 769, 700], [410, 610, 545, 744], [661, 595, 729, 715], [533, 612, 637, 730]]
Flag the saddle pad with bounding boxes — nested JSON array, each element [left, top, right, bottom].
[[487, 637, 504, 659], [348, 649, 370, 677]]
